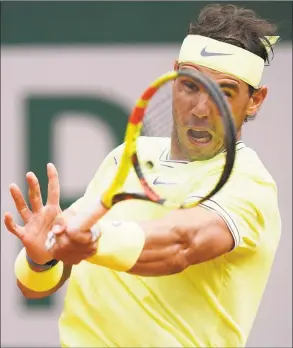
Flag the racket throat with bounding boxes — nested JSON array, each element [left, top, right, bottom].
[[131, 153, 163, 203]]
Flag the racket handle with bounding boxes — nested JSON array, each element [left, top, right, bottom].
[[66, 200, 108, 232]]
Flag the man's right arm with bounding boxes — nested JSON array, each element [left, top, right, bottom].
[[17, 145, 122, 299]]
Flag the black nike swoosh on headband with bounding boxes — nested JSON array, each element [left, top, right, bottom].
[[200, 46, 233, 57]]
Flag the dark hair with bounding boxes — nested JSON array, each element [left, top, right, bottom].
[[188, 4, 278, 96]]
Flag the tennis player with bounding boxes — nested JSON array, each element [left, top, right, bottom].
[[5, 4, 281, 347]]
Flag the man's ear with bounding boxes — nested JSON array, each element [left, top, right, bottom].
[[246, 85, 268, 117], [174, 60, 179, 71]]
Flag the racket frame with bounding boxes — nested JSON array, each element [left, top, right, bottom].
[[101, 69, 236, 210]]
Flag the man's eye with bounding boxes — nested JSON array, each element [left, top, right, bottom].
[[183, 81, 199, 92], [223, 90, 233, 98]]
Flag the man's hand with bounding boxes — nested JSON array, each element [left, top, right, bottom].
[[47, 201, 107, 264], [48, 221, 100, 265], [4, 163, 62, 264]]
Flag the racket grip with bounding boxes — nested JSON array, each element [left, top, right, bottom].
[[66, 200, 108, 232]]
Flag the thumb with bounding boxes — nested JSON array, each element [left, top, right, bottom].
[[4, 212, 24, 240]]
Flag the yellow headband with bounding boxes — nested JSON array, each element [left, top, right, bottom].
[[178, 35, 271, 88]]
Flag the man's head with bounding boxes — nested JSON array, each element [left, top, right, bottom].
[[171, 4, 278, 161]]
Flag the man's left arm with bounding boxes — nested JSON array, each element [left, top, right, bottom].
[[50, 172, 280, 275], [126, 205, 234, 276]]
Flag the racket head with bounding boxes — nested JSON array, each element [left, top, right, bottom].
[[101, 68, 237, 209]]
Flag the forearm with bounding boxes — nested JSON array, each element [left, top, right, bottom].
[[88, 209, 198, 276], [130, 206, 234, 275], [127, 208, 204, 276], [17, 264, 72, 299], [87, 206, 232, 277], [128, 215, 187, 276]]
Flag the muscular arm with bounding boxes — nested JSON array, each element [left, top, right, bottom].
[[17, 264, 72, 299], [128, 206, 234, 276]]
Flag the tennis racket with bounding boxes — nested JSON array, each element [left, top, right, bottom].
[[46, 67, 237, 243]]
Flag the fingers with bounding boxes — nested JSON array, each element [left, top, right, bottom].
[[4, 212, 24, 240], [54, 231, 97, 248], [26, 172, 43, 212], [9, 183, 32, 223], [50, 233, 98, 264], [54, 250, 96, 265], [51, 224, 99, 244], [47, 163, 60, 206], [68, 228, 100, 245]]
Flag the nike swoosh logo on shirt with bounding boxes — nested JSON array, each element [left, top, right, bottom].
[[200, 46, 233, 57], [112, 221, 122, 227], [153, 177, 177, 185]]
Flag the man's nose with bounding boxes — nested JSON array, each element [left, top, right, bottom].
[[191, 92, 213, 119]]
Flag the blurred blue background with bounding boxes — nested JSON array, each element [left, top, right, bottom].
[[1, 1, 292, 347]]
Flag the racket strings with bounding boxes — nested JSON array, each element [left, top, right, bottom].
[[133, 69, 236, 207], [141, 82, 173, 138]]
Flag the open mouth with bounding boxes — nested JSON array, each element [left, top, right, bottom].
[[187, 129, 213, 145]]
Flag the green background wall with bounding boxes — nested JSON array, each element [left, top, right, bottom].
[[2, 1, 292, 44]]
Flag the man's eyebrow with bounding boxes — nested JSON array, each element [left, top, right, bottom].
[[219, 82, 240, 91]]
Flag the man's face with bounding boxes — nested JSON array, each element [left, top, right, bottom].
[[171, 63, 267, 161]]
